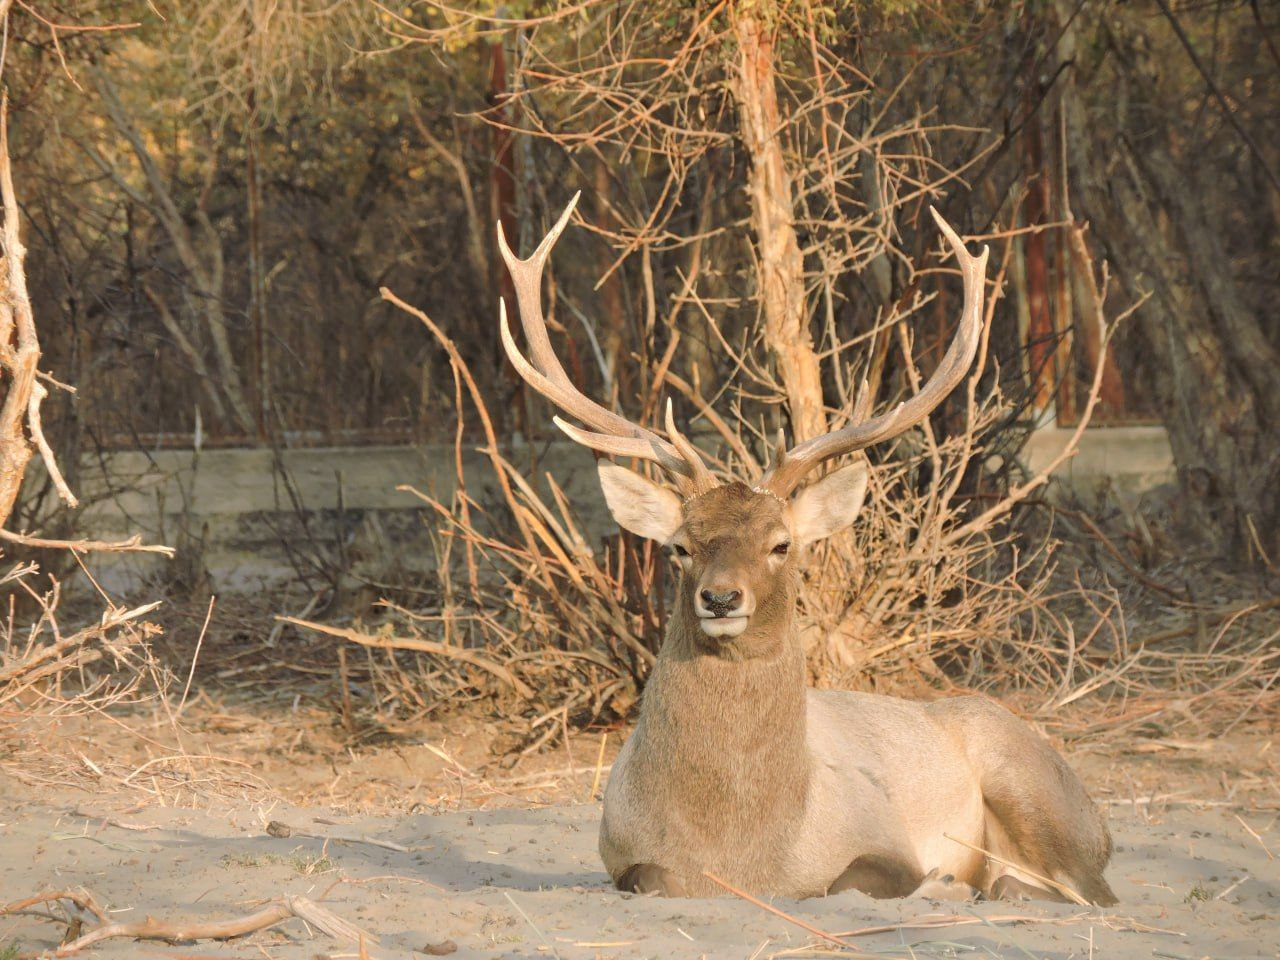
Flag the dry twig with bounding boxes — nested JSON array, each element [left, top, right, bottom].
[[1, 890, 373, 955]]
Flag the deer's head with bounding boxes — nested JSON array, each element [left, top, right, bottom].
[[593, 465, 869, 648], [496, 195, 988, 653]]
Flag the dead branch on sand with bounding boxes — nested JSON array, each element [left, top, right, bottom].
[[266, 818, 410, 853], [0, 889, 373, 955], [0, 570, 163, 710]]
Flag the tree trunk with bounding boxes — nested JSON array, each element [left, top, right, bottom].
[[489, 34, 520, 437], [489, 37, 517, 323], [247, 0, 269, 440], [91, 71, 256, 436], [1021, 87, 1056, 420], [246, 101, 269, 439], [1056, 5, 1280, 558], [595, 158, 625, 405], [732, 10, 826, 443]]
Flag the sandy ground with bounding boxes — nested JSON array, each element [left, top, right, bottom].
[[2, 771, 1277, 960]]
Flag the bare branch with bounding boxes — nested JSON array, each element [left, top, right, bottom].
[[0, 890, 371, 955], [278, 615, 534, 699], [0, 529, 175, 556]]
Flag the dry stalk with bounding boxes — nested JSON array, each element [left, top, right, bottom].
[[277, 614, 534, 699], [0, 890, 371, 955]]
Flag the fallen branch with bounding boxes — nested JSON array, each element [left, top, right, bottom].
[[700, 871, 860, 953], [266, 819, 409, 853], [0, 528, 175, 556], [0, 600, 160, 691], [0, 889, 108, 924], [277, 615, 534, 699], [1, 891, 373, 955]]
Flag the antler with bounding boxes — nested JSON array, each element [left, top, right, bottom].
[[497, 193, 716, 495], [761, 207, 990, 498]]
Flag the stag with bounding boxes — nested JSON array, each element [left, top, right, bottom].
[[496, 195, 1116, 905]]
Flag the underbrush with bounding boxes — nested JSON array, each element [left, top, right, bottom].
[[267, 269, 1279, 749]]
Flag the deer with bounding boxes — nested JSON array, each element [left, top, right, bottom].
[[494, 194, 1118, 906]]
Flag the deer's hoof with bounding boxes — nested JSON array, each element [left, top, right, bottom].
[[616, 863, 689, 897]]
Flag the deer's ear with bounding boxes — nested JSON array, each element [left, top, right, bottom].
[[790, 461, 869, 546], [597, 461, 684, 543]]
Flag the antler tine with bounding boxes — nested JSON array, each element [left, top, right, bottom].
[[771, 428, 787, 471], [851, 377, 874, 424], [496, 192, 580, 389], [762, 206, 989, 497], [499, 299, 687, 472], [498, 197, 714, 491], [664, 399, 717, 493], [550, 416, 691, 479]]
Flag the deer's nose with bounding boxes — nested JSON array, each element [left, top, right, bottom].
[[699, 588, 743, 616]]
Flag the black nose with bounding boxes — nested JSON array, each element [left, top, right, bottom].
[[700, 588, 742, 615]]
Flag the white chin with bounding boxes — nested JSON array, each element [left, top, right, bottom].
[[699, 616, 749, 638]]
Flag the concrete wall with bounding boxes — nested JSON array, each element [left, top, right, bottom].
[[51, 442, 608, 595], [1022, 424, 1175, 498], [26, 426, 1176, 596]]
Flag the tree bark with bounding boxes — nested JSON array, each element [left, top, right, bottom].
[[489, 34, 520, 437], [595, 158, 625, 404], [732, 9, 826, 443], [1021, 88, 1056, 419], [1055, 4, 1280, 557], [0, 95, 77, 527], [247, 0, 269, 439]]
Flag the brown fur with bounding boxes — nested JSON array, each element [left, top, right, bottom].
[[599, 482, 1118, 904]]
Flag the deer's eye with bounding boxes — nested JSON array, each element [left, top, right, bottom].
[[672, 543, 690, 558], [771, 541, 791, 556]]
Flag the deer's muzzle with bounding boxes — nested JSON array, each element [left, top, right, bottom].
[[695, 585, 753, 638]]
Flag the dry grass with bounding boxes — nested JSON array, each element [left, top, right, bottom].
[[265, 232, 1280, 757], [292, 239, 1048, 724], [276, 252, 999, 720], [0, 567, 275, 806]]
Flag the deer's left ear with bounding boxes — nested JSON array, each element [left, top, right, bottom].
[[789, 461, 869, 546]]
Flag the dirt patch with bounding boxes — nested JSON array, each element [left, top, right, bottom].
[[1, 780, 1276, 959], [2, 722, 1277, 959]]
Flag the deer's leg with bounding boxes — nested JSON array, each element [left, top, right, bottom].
[[988, 874, 1072, 903], [911, 868, 981, 901], [615, 863, 690, 897], [827, 853, 923, 899], [931, 696, 1119, 906]]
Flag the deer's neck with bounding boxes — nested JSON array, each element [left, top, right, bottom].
[[629, 588, 810, 826]]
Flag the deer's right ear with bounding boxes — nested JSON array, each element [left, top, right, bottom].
[[597, 461, 684, 543]]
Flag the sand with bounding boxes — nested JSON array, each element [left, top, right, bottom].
[[2, 777, 1277, 960]]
